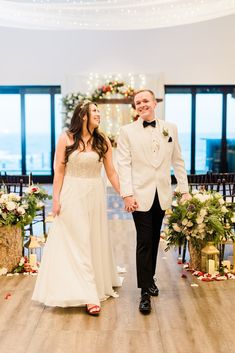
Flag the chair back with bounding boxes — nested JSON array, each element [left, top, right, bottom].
[[0, 173, 32, 196], [187, 172, 235, 198]]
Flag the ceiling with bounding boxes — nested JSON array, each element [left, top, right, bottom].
[[0, 0, 235, 30]]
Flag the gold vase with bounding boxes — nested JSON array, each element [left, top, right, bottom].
[[188, 239, 205, 271]]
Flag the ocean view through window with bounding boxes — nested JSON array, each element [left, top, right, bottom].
[[1, 85, 234, 182], [0, 86, 61, 182], [165, 85, 235, 174]]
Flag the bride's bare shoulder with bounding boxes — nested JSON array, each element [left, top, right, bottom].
[[59, 131, 74, 146]]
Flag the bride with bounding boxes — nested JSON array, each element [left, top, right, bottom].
[[32, 100, 121, 315]]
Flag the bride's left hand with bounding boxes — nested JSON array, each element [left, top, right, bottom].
[[52, 200, 61, 216]]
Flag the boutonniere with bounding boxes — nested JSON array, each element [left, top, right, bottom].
[[162, 127, 169, 137]]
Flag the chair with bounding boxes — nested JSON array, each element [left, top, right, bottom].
[[0, 173, 32, 196]]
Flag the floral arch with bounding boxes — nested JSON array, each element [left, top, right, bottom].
[[62, 80, 135, 130]]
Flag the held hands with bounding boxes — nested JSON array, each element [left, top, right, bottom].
[[52, 200, 61, 217], [123, 196, 139, 213]]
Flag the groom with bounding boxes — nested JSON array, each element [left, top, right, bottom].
[[117, 89, 189, 314]]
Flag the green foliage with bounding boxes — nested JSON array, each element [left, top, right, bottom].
[[0, 185, 51, 228], [164, 189, 235, 250]]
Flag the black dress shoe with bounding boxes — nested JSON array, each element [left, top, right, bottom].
[[139, 292, 151, 314], [148, 282, 159, 296]]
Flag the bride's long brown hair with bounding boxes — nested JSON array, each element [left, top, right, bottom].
[[64, 101, 108, 164]]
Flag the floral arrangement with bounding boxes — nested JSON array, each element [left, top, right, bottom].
[[25, 184, 52, 209], [0, 185, 51, 228], [62, 80, 135, 129], [92, 81, 135, 101], [0, 256, 40, 276], [164, 189, 235, 250], [13, 256, 39, 274]]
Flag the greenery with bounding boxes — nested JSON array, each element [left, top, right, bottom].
[[62, 80, 135, 129], [0, 185, 51, 228], [164, 189, 235, 250]]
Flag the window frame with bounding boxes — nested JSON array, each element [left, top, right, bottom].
[[0, 85, 61, 182], [165, 85, 235, 174]]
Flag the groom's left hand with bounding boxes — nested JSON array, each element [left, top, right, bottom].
[[123, 196, 139, 212]]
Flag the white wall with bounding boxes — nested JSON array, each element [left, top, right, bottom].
[[0, 14, 235, 86]]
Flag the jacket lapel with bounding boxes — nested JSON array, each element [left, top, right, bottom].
[[151, 119, 166, 169]]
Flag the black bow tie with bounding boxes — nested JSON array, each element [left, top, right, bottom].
[[143, 120, 156, 128]]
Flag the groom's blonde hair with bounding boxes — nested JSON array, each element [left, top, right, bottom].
[[133, 89, 156, 107]]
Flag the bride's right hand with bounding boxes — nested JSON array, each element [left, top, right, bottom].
[[52, 200, 61, 216]]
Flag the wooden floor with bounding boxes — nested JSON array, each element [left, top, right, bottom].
[[1, 220, 235, 353]]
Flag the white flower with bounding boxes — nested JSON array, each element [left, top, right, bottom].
[[19, 257, 25, 266], [218, 198, 225, 205], [22, 202, 29, 209], [187, 221, 193, 227], [196, 217, 204, 224], [17, 206, 25, 215], [182, 218, 188, 226], [198, 232, 206, 239], [194, 193, 210, 203], [200, 208, 207, 217], [36, 201, 44, 208], [198, 223, 205, 229], [6, 201, 16, 211], [172, 200, 178, 207], [172, 223, 181, 232], [0, 267, 7, 276], [9, 193, 21, 202], [191, 189, 199, 195], [0, 194, 9, 202], [221, 206, 228, 213], [194, 193, 204, 202]]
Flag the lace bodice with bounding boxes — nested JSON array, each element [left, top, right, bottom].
[[65, 151, 102, 178]]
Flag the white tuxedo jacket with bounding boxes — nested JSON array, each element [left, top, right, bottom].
[[117, 117, 189, 211]]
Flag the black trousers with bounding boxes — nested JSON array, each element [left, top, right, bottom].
[[132, 190, 165, 288]]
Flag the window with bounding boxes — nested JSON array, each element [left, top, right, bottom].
[[0, 94, 21, 174], [0, 86, 61, 182], [227, 94, 235, 172], [165, 93, 191, 172], [195, 94, 222, 173], [165, 86, 235, 174]]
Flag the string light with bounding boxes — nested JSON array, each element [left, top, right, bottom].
[[0, 1, 235, 30], [86, 73, 147, 138]]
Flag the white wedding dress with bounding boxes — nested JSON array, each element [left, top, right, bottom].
[[32, 150, 121, 307]]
